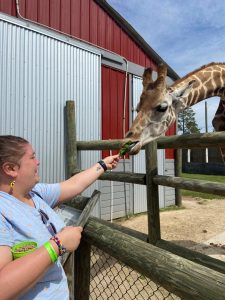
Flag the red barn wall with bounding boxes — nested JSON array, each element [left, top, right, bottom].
[[0, 0, 156, 68], [0, 0, 176, 158], [101, 66, 129, 157], [165, 123, 176, 159]]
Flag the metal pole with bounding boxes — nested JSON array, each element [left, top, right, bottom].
[[205, 101, 208, 163], [205, 101, 208, 133], [110, 149, 114, 223]]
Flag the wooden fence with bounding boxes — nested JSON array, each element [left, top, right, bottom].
[[64, 101, 225, 300]]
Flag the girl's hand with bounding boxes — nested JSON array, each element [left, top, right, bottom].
[[102, 154, 120, 170], [56, 226, 83, 252]]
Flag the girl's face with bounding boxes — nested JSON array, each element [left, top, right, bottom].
[[16, 143, 40, 189]]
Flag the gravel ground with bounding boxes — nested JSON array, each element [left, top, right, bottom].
[[118, 197, 225, 261]]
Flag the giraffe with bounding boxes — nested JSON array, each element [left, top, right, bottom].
[[125, 62, 225, 160]]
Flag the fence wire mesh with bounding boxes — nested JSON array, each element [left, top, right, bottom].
[[90, 246, 181, 300]]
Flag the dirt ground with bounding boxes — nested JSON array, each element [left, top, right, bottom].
[[119, 196, 225, 261]]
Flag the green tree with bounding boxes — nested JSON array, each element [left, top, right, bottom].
[[178, 107, 200, 134]]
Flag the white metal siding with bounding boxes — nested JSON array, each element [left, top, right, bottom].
[[164, 159, 176, 207], [0, 14, 101, 214], [132, 76, 166, 212], [99, 160, 131, 220]]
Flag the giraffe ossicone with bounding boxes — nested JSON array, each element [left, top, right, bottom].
[[125, 62, 225, 156]]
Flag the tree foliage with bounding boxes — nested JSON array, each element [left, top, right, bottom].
[[178, 107, 200, 134]]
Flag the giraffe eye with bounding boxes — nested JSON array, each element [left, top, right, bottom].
[[156, 104, 168, 112]]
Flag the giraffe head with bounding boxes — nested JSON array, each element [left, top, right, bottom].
[[125, 64, 195, 154]]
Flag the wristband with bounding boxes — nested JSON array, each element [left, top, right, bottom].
[[50, 236, 67, 256], [43, 241, 58, 263], [98, 160, 107, 172]]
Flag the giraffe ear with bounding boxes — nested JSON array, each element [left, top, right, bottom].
[[142, 68, 153, 90], [170, 79, 196, 98], [170, 80, 196, 112]]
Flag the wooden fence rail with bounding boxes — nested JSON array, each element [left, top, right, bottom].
[[76, 131, 225, 150], [73, 169, 146, 185], [93, 218, 225, 275], [157, 132, 225, 149], [154, 175, 225, 196], [83, 217, 225, 300]]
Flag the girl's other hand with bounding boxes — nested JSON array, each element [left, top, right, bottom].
[[56, 226, 83, 252]]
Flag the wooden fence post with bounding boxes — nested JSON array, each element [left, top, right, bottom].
[[64, 100, 91, 300], [64, 100, 77, 299], [145, 141, 161, 244], [74, 240, 91, 300], [66, 100, 77, 178]]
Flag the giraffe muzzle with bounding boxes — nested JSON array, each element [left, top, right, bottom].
[[120, 140, 140, 155], [127, 141, 142, 155]]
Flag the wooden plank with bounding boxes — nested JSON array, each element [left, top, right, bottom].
[[76, 190, 101, 227], [154, 175, 225, 196], [145, 141, 161, 244]]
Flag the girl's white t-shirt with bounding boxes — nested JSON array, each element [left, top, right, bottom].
[[0, 183, 69, 300]]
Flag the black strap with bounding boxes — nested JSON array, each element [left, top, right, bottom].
[[32, 190, 43, 200], [98, 160, 107, 172]]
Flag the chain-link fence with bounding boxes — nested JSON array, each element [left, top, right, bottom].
[[90, 246, 181, 300]]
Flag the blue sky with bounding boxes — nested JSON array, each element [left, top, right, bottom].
[[107, 0, 225, 132]]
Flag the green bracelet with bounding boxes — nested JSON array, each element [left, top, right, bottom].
[[43, 241, 58, 263]]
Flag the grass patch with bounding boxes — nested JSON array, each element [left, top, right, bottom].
[[160, 205, 184, 212], [181, 173, 225, 199]]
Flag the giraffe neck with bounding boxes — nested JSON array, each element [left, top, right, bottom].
[[172, 63, 225, 107], [172, 63, 225, 164]]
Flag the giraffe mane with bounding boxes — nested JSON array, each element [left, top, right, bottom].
[[171, 62, 225, 87]]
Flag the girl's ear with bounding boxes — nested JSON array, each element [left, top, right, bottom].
[[1, 162, 18, 177]]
